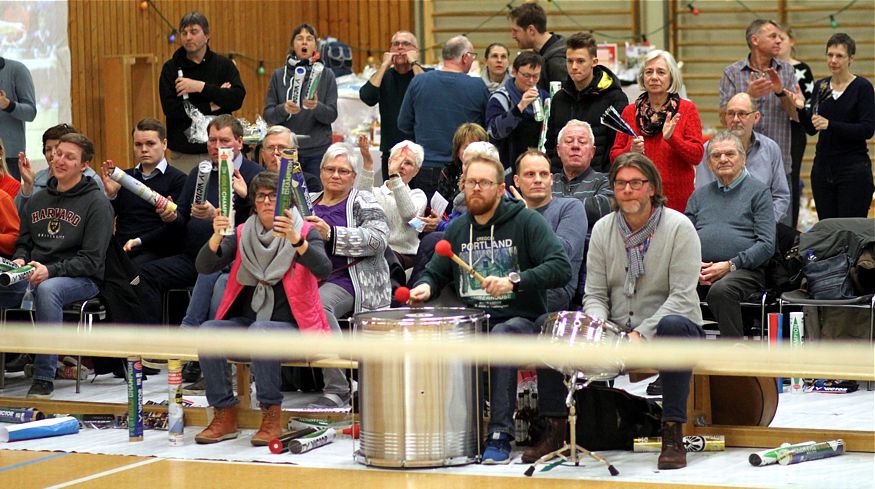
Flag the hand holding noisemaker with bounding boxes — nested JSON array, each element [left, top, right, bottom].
[[108, 166, 177, 213], [435, 239, 485, 284]]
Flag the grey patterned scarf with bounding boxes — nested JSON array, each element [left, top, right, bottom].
[[618, 205, 663, 297], [236, 215, 295, 321]]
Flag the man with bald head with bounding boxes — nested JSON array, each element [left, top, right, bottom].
[[697, 92, 790, 223], [398, 35, 490, 199]]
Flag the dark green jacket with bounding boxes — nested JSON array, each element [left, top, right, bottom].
[[416, 197, 571, 321]]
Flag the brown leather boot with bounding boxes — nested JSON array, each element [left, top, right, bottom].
[[657, 421, 687, 469], [195, 405, 239, 444], [521, 417, 567, 463], [251, 404, 283, 446]]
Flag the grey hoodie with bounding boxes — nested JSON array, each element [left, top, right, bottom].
[[14, 176, 113, 282]]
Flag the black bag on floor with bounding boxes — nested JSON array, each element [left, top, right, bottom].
[[574, 385, 662, 451]]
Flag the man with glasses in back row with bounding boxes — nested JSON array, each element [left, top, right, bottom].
[[398, 35, 489, 199], [360, 30, 427, 181]]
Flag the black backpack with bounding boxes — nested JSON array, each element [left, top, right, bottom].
[[574, 384, 663, 451]]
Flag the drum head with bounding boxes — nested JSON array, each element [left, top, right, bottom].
[[539, 311, 625, 381]]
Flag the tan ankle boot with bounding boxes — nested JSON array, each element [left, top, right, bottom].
[[195, 405, 239, 444], [657, 421, 687, 469], [251, 404, 283, 446], [521, 417, 567, 463]]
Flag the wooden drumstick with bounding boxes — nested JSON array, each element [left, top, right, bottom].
[[435, 239, 486, 284]]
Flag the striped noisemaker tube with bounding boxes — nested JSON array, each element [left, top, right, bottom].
[[290, 66, 307, 106], [0, 265, 35, 287], [109, 167, 177, 213], [127, 357, 144, 442], [303, 63, 324, 108], [167, 359, 184, 446], [217, 147, 235, 236], [273, 148, 298, 237], [192, 160, 212, 206]]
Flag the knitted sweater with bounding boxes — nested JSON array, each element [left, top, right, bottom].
[[610, 98, 704, 212], [0, 189, 18, 256], [685, 174, 776, 270], [534, 197, 586, 311], [0, 173, 20, 199], [583, 207, 703, 340], [356, 170, 427, 256], [312, 188, 391, 312]]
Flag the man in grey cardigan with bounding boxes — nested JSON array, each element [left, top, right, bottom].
[[581, 152, 704, 470], [686, 131, 775, 339]]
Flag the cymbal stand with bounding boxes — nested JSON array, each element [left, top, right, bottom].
[[524, 371, 619, 477]]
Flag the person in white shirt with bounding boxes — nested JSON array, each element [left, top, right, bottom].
[[357, 138, 427, 269]]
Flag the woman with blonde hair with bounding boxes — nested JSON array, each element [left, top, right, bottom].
[[0, 137, 21, 198]]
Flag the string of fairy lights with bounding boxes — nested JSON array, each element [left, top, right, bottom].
[[136, 0, 862, 75]]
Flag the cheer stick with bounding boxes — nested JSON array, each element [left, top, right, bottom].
[[435, 239, 485, 285], [600, 106, 637, 137]]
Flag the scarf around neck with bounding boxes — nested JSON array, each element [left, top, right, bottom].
[[236, 215, 295, 321], [635, 92, 680, 137], [618, 205, 663, 297]]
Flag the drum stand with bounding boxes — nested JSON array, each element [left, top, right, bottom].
[[524, 371, 619, 477]]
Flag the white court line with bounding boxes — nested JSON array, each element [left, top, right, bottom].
[[44, 457, 164, 489]]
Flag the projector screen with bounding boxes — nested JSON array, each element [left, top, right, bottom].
[[0, 0, 70, 171]]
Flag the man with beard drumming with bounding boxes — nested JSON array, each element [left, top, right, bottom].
[[410, 152, 570, 464]]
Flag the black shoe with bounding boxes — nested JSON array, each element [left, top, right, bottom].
[[27, 379, 54, 398], [112, 363, 150, 381], [4, 353, 32, 372], [646, 376, 663, 396], [182, 361, 201, 383], [182, 377, 206, 395], [142, 366, 160, 376]]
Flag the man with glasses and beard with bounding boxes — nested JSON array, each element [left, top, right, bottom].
[[409, 150, 570, 464]]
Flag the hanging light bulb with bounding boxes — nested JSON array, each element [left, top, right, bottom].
[[139, 1, 149, 12], [257, 61, 266, 76], [829, 15, 838, 29]]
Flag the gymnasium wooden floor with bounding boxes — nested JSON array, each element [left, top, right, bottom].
[[0, 450, 751, 489]]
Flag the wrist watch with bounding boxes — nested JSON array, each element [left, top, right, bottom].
[[508, 271, 521, 292], [775, 90, 786, 97], [728, 260, 737, 272]]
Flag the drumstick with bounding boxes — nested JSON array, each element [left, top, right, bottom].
[[435, 239, 486, 285]]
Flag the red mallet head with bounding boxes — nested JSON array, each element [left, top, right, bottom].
[[268, 438, 286, 454], [394, 287, 410, 304], [342, 424, 360, 439], [435, 239, 454, 258]]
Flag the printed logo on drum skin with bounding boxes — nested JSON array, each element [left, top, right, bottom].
[[459, 237, 519, 305]]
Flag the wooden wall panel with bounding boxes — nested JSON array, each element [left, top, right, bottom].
[[68, 0, 413, 163]]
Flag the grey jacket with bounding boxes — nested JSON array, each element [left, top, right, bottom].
[[312, 188, 391, 312], [583, 208, 703, 339]]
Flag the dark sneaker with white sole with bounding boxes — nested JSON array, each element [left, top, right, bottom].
[[27, 379, 54, 398]]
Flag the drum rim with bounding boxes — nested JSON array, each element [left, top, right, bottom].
[[354, 307, 487, 326]]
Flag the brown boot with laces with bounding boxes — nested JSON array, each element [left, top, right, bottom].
[[195, 405, 239, 444], [251, 404, 283, 446], [657, 421, 687, 469], [521, 417, 567, 463]]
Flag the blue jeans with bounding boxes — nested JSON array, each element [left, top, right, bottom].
[[0, 276, 99, 382], [487, 316, 540, 439], [199, 318, 299, 408], [180, 272, 227, 327], [298, 154, 323, 193]]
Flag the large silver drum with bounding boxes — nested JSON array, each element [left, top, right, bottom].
[[354, 308, 485, 468], [540, 311, 627, 382]]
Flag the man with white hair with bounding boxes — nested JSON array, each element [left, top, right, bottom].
[[398, 35, 490, 199], [357, 139, 427, 268]]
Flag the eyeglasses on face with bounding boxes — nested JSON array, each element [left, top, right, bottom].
[[463, 179, 498, 189], [321, 166, 354, 177], [255, 192, 277, 203], [725, 110, 756, 120], [613, 179, 649, 190]]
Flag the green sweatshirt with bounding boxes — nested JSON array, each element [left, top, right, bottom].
[[416, 197, 571, 321]]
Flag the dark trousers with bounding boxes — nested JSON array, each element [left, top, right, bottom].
[[537, 315, 705, 423], [5, 157, 19, 181], [298, 154, 323, 193], [488, 316, 540, 438], [407, 231, 443, 287], [135, 253, 199, 324], [789, 122, 806, 227], [811, 158, 874, 220], [699, 268, 766, 338]]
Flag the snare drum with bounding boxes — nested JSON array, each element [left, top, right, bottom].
[[540, 311, 627, 382], [354, 308, 486, 468]]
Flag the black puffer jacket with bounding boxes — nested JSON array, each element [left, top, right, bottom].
[[545, 65, 628, 173]]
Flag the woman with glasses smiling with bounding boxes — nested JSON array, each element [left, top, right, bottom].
[[303, 142, 391, 408], [610, 50, 704, 213]]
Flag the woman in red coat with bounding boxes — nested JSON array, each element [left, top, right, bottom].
[[610, 50, 703, 212]]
